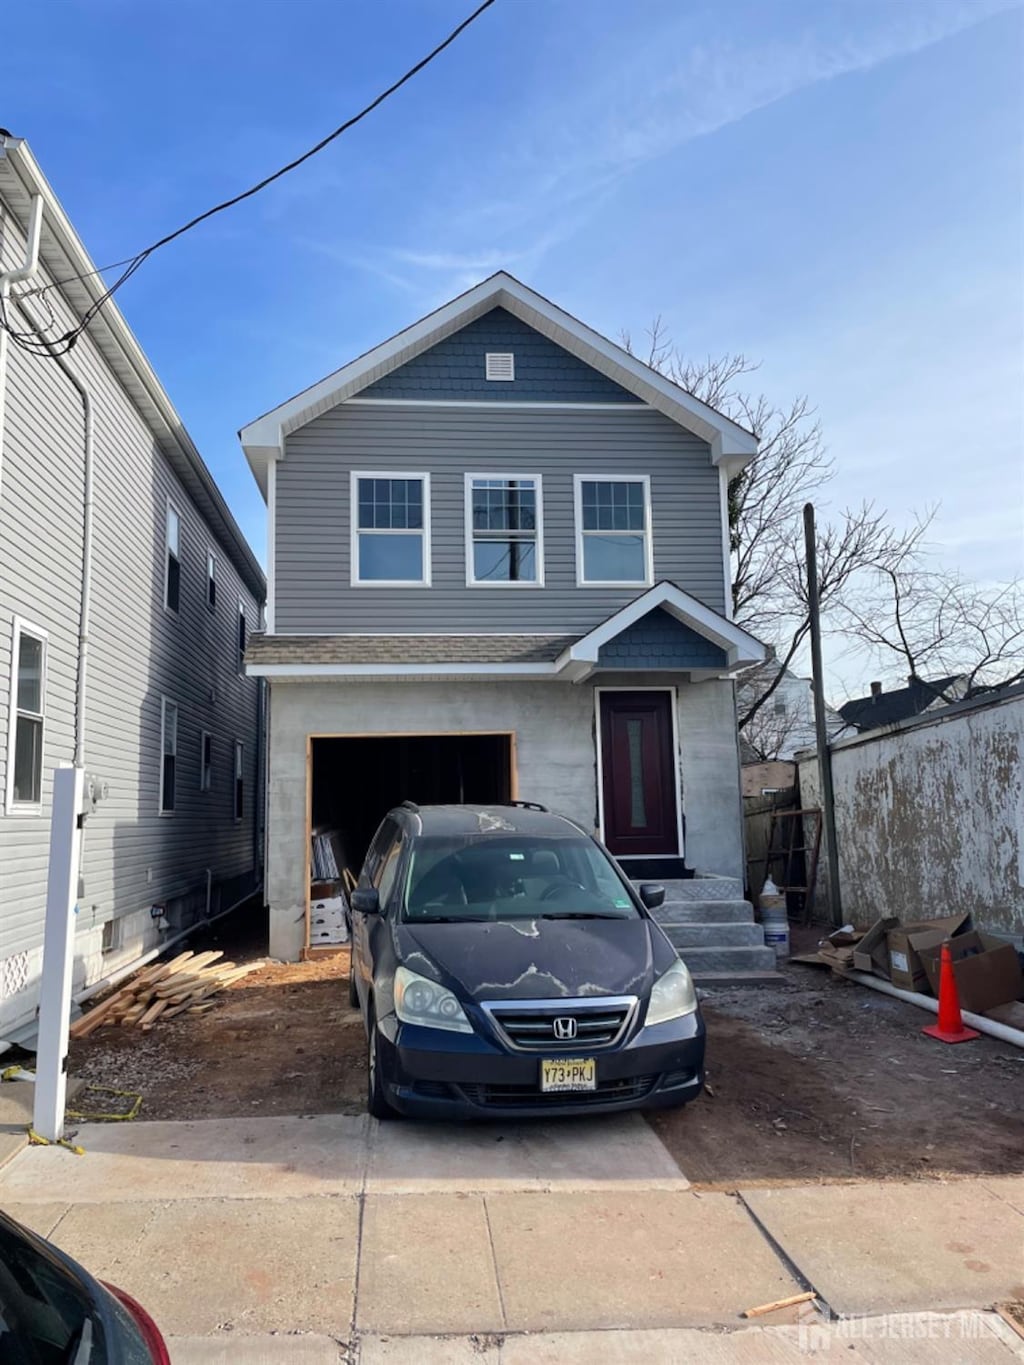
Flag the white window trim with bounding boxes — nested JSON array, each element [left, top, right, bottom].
[[4, 617, 48, 816], [233, 740, 244, 823], [206, 550, 217, 612], [573, 474, 654, 588], [159, 696, 178, 816], [237, 596, 247, 672], [164, 497, 181, 614], [350, 471, 432, 588], [463, 473, 545, 588], [200, 730, 212, 792]]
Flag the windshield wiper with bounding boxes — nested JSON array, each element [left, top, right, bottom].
[[539, 911, 627, 920], [409, 916, 492, 924]]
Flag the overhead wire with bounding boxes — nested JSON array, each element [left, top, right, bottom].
[[1, 0, 497, 358]]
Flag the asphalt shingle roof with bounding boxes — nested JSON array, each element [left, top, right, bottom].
[[839, 676, 962, 730], [245, 633, 577, 666]]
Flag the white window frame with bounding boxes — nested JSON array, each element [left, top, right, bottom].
[[159, 696, 178, 815], [237, 596, 247, 672], [206, 550, 217, 612], [5, 617, 48, 816], [200, 730, 213, 792], [463, 473, 544, 588], [233, 740, 244, 822], [164, 498, 181, 614], [350, 471, 432, 588], [573, 474, 653, 588]]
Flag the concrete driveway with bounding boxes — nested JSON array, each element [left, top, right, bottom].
[[0, 1112, 1021, 1362]]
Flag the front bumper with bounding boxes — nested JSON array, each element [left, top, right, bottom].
[[374, 1008, 705, 1119]]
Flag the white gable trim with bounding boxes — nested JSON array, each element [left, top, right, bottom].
[[559, 582, 766, 672], [239, 273, 758, 498]]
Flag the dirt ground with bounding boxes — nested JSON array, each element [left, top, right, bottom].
[[69, 905, 1023, 1185]]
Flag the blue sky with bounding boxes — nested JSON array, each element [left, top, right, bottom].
[[5, 0, 1022, 694]]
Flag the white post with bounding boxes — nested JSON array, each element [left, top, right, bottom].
[[33, 766, 85, 1141]]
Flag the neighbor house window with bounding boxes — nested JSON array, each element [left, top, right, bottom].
[[351, 473, 430, 585], [160, 698, 178, 813], [237, 597, 247, 668], [206, 551, 217, 610], [574, 475, 652, 586], [233, 741, 244, 821], [200, 731, 213, 791], [465, 475, 542, 585], [165, 501, 181, 612], [7, 620, 46, 810]]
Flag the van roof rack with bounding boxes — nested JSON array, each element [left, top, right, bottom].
[[507, 800, 549, 812]]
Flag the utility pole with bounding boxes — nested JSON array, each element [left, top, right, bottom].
[[803, 503, 843, 926]]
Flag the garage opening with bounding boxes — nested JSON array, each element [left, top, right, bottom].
[[308, 733, 514, 946]]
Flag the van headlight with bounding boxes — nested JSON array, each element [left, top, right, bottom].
[[394, 966, 473, 1034], [645, 960, 698, 1026]]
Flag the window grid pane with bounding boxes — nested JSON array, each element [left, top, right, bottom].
[[581, 480, 645, 531], [16, 634, 43, 715], [358, 478, 423, 530]]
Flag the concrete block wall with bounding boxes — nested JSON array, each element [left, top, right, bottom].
[[265, 675, 744, 960]]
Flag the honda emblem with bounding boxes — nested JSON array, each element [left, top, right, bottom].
[[552, 1016, 578, 1041]]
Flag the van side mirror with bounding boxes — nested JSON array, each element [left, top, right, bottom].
[[350, 887, 380, 915], [639, 883, 665, 910]]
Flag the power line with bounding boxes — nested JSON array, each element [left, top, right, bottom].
[[2, 0, 497, 359]]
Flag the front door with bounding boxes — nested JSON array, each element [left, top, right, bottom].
[[599, 691, 679, 856]]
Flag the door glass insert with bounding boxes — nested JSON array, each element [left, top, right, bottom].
[[626, 718, 647, 828]]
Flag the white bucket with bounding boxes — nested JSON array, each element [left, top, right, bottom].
[[761, 896, 789, 961]]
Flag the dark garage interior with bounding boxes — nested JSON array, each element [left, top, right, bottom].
[[310, 733, 514, 875]]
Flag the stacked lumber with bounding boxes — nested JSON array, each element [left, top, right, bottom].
[[69, 950, 263, 1040]]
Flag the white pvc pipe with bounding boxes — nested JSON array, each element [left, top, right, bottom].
[[846, 970, 1024, 1050]]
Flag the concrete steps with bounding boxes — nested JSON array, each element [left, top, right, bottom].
[[633, 871, 782, 983]]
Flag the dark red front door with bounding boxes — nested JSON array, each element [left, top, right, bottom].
[[599, 691, 679, 856]]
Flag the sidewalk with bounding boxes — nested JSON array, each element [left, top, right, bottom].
[[0, 1112, 1021, 1361]]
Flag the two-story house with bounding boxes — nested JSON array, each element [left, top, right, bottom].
[[241, 273, 773, 973], [0, 136, 265, 1041]]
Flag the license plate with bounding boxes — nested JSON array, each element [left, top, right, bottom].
[[540, 1057, 596, 1092]]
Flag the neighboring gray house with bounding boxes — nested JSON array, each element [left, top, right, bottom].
[[241, 273, 775, 974], [0, 137, 265, 1040]]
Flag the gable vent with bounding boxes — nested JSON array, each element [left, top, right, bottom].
[[485, 351, 515, 381]]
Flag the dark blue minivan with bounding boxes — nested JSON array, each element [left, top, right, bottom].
[[348, 802, 705, 1119]]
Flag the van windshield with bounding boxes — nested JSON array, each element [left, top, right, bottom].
[[401, 834, 640, 923]]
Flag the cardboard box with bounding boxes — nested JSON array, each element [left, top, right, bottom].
[[918, 931, 1023, 1015], [853, 917, 900, 978], [886, 912, 972, 993]]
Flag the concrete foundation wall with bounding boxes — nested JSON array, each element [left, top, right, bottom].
[[798, 687, 1024, 938], [265, 675, 744, 959]]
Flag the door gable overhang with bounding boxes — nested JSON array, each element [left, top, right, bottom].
[[559, 583, 766, 679]]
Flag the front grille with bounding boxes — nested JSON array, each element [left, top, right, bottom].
[[459, 1075, 657, 1109], [485, 997, 636, 1051]]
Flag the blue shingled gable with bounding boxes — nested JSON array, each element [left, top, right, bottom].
[[596, 608, 728, 670], [359, 308, 642, 403]]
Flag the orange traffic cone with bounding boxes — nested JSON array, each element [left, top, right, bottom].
[[922, 941, 979, 1044]]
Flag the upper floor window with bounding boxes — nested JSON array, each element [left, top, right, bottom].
[[233, 741, 244, 821], [160, 697, 178, 814], [200, 731, 213, 792], [466, 475, 542, 586], [6, 619, 46, 811], [165, 501, 181, 612], [574, 475, 652, 587], [237, 597, 247, 669], [206, 551, 217, 611], [351, 473, 430, 586]]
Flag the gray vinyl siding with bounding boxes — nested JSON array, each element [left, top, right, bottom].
[[276, 404, 727, 634], [0, 196, 262, 1024]]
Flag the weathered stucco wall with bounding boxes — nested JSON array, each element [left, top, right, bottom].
[[798, 688, 1024, 939]]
